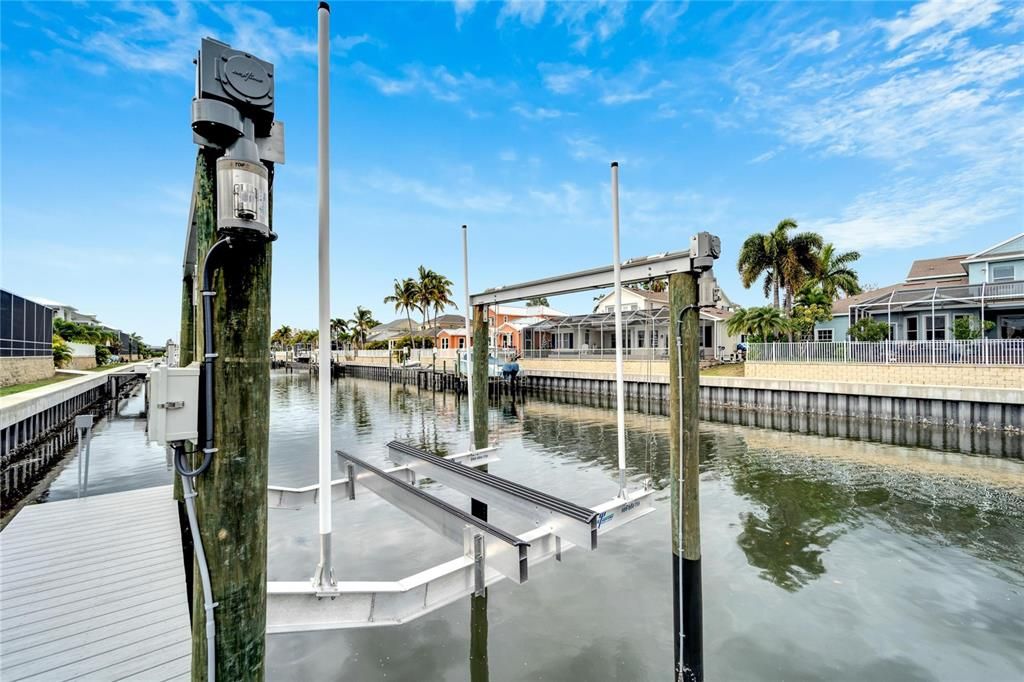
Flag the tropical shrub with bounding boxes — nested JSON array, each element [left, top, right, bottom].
[[96, 345, 112, 366], [791, 285, 833, 337], [952, 316, 995, 340], [726, 306, 793, 342], [52, 335, 72, 368], [847, 317, 890, 342]]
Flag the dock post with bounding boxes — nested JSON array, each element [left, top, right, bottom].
[[669, 271, 703, 681], [191, 146, 272, 678]]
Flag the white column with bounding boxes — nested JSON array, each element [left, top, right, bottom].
[[610, 162, 627, 495]]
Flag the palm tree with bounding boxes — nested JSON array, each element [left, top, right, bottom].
[[384, 278, 420, 348], [738, 219, 823, 311], [815, 243, 862, 301], [425, 271, 457, 350], [271, 325, 294, 349], [526, 297, 550, 306], [726, 306, 792, 342], [414, 266, 435, 347], [330, 318, 349, 349], [349, 306, 377, 349]]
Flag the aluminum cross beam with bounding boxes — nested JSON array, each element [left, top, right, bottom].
[[267, 446, 499, 510], [337, 450, 530, 584], [265, 486, 656, 633], [386, 440, 598, 551], [470, 249, 710, 306]]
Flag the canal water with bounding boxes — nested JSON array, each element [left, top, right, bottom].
[[39, 372, 1024, 681]]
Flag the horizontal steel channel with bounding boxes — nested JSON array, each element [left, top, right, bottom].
[[387, 440, 598, 550], [267, 447, 499, 510], [337, 450, 529, 584], [470, 250, 697, 306]]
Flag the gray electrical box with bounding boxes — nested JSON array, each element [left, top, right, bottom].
[[147, 363, 200, 446], [195, 37, 275, 136]]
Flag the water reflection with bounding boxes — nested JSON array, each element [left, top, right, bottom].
[[31, 373, 1024, 681]]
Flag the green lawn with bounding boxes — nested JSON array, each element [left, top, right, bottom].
[[0, 374, 75, 397], [700, 362, 745, 377], [85, 362, 133, 372]]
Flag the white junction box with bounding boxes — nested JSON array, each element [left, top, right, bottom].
[[147, 362, 200, 445]]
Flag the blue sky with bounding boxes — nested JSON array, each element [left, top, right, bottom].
[[2, 1, 1022, 344]]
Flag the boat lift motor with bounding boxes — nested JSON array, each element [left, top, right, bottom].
[[191, 37, 284, 241]]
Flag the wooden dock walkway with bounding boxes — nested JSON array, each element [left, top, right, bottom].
[[0, 486, 191, 681]]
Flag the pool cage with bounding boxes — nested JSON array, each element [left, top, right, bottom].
[[521, 307, 726, 360]]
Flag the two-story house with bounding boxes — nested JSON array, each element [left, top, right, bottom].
[[814, 232, 1024, 342]]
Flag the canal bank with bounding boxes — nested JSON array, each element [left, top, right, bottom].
[[0, 362, 148, 520], [335, 355, 1024, 433]]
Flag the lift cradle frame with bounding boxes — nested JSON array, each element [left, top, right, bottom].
[[265, 241, 714, 633]]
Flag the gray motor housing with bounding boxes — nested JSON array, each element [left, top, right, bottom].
[[195, 37, 275, 137]]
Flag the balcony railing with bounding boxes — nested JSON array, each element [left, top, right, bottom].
[[746, 340, 1024, 366]]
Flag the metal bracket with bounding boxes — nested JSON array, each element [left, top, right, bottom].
[[157, 401, 185, 409]]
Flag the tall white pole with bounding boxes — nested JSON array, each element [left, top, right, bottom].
[[462, 225, 475, 453], [315, 1, 333, 586], [611, 162, 627, 496]]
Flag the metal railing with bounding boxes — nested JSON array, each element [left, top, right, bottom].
[[747, 340, 1024, 365]]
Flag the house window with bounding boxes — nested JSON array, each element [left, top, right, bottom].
[[637, 330, 645, 348], [991, 264, 1015, 283], [441, 337, 449, 350], [816, 329, 833, 342], [458, 337, 465, 349], [652, 329, 659, 348], [906, 317, 918, 341], [924, 315, 947, 341], [998, 315, 1024, 339], [584, 329, 591, 346]]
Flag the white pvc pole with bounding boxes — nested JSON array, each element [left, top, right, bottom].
[[611, 162, 627, 495], [462, 225, 475, 453], [316, 1, 333, 585]]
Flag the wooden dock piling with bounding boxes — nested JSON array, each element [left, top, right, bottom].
[[190, 148, 272, 679], [669, 271, 703, 682]]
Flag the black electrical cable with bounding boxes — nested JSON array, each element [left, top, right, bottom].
[[175, 237, 233, 478]]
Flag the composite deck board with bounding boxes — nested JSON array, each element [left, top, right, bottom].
[[0, 486, 192, 681]]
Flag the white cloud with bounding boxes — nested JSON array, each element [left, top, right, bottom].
[[360, 63, 503, 104], [454, 0, 477, 29], [499, 149, 518, 162], [511, 104, 564, 120], [554, 1, 628, 52], [653, 103, 678, 119], [565, 134, 638, 165], [815, 167, 1020, 250], [748, 147, 783, 164], [363, 169, 515, 213], [539, 63, 592, 94], [791, 29, 840, 55], [723, 0, 1023, 251], [878, 0, 1002, 49], [641, 1, 689, 38], [333, 34, 373, 53], [34, 1, 333, 77], [498, 0, 547, 27]]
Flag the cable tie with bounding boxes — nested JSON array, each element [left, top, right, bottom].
[[202, 447, 218, 454], [201, 290, 217, 297], [184, 491, 198, 500], [204, 353, 218, 359]]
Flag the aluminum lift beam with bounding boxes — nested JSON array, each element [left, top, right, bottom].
[[267, 447, 499, 510], [470, 250, 703, 306], [336, 450, 530, 584], [265, 486, 656, 633], [386, 440, 598, 551]]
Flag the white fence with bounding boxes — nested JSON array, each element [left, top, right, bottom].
[[747, 340, 1024, 366]]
